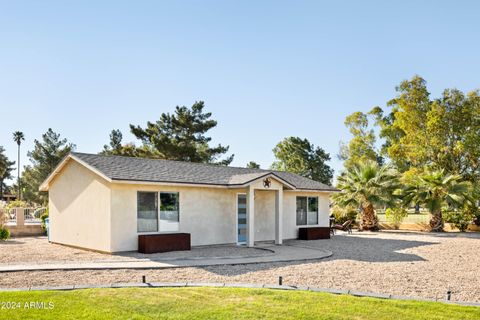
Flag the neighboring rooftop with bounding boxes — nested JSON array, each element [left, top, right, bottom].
[[44, 152, 337, 191]]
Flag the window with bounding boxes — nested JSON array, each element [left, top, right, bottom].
[[307, 197, 318, 225], [137, 192, 180, 233], [160, 192, 180, 232], [296, 196, 318, 226], [237, 194, 247, 243], [137, 192, 158, 232]]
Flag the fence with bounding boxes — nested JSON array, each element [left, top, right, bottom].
[[3, 207, 47, 225], [1, 207, 46, 237]]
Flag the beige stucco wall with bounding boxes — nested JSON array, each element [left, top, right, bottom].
[[110, 184, 244, 251], [283, 190, 331, 240], [49, 160, 111, 252], [110, 177, 331, 252]]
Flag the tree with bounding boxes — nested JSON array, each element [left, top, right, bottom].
[[21, 129, 75, 205], [12, 131, 25, 199], [339, 111, 381, 168], [376, 76, 431, 171], [246, 161, 260, 169], [370, 76, 480, 182], [425, 89, 480, 181], [100, 129, 140, 157], [102, 129, 123, 155], [129, 101, 233, 165], [333, 160, 400, 231], [402, 170, 471, 232], [0, 146, 15, 199], [271, 137, 333, 185]]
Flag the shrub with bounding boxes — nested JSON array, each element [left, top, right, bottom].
[[0, 227, 10, 241], [6, 200, 28, 211], [40, 209, 49, 233], [331, 205, 358, 225], [385, 208, 408, 229], [444, 210, 474, 232], [463, 204, 480, 226]]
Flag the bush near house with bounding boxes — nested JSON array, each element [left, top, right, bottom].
[[40, 209, 49, 233]]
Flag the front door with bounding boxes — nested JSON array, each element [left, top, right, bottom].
[[237, 194, 247, 244]]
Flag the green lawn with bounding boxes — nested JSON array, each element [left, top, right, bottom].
[[0, 287, 479, 320]]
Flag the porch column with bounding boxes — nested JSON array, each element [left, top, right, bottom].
[[275, 188, 283, 245], [246, 185, 255, 247]]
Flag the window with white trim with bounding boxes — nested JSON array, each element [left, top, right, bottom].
[[137, 191, 180, 232], [296, 196, 318, 225]]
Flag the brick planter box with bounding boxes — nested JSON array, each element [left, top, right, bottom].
[[138, 233, 191, 253], [298, 227, 330, 240]]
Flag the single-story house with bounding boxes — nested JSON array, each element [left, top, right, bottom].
[[39, 152, 337, 253]]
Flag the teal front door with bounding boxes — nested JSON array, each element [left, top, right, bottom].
[[237, 194, 247, 244]]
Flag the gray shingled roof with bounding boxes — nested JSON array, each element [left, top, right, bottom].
[[71, 152, 337, 191]]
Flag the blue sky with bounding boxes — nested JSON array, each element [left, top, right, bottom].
[[1, 1, 480, 183]]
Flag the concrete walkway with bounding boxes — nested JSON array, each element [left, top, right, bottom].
[[0, 244, 332, 272]]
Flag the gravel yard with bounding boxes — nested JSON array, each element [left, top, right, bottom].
[[1, 231, 480, 302]]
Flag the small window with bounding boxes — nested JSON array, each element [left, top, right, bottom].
[[160, 192, 180, 232], [137, 192, 158, 232], [296, 196, 318, 226]]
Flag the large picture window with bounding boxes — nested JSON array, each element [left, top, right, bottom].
[[137, 192, 158, 232], [296, 196, 318, 226], [137, 191, 180, 233]]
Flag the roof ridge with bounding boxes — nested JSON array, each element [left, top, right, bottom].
[[70, 152, 274, 172]]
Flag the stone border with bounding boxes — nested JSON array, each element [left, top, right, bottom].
[[0, 282, 479, 307]]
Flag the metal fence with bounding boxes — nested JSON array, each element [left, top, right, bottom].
[[24, 207, 47, 224], [5, 208, 18, 225], [2, 207, 47, 225]]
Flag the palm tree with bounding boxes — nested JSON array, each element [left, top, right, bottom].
[[403, 170, 471, 232], [333, 160, 400, 231], [12, 131, 25, 200]]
